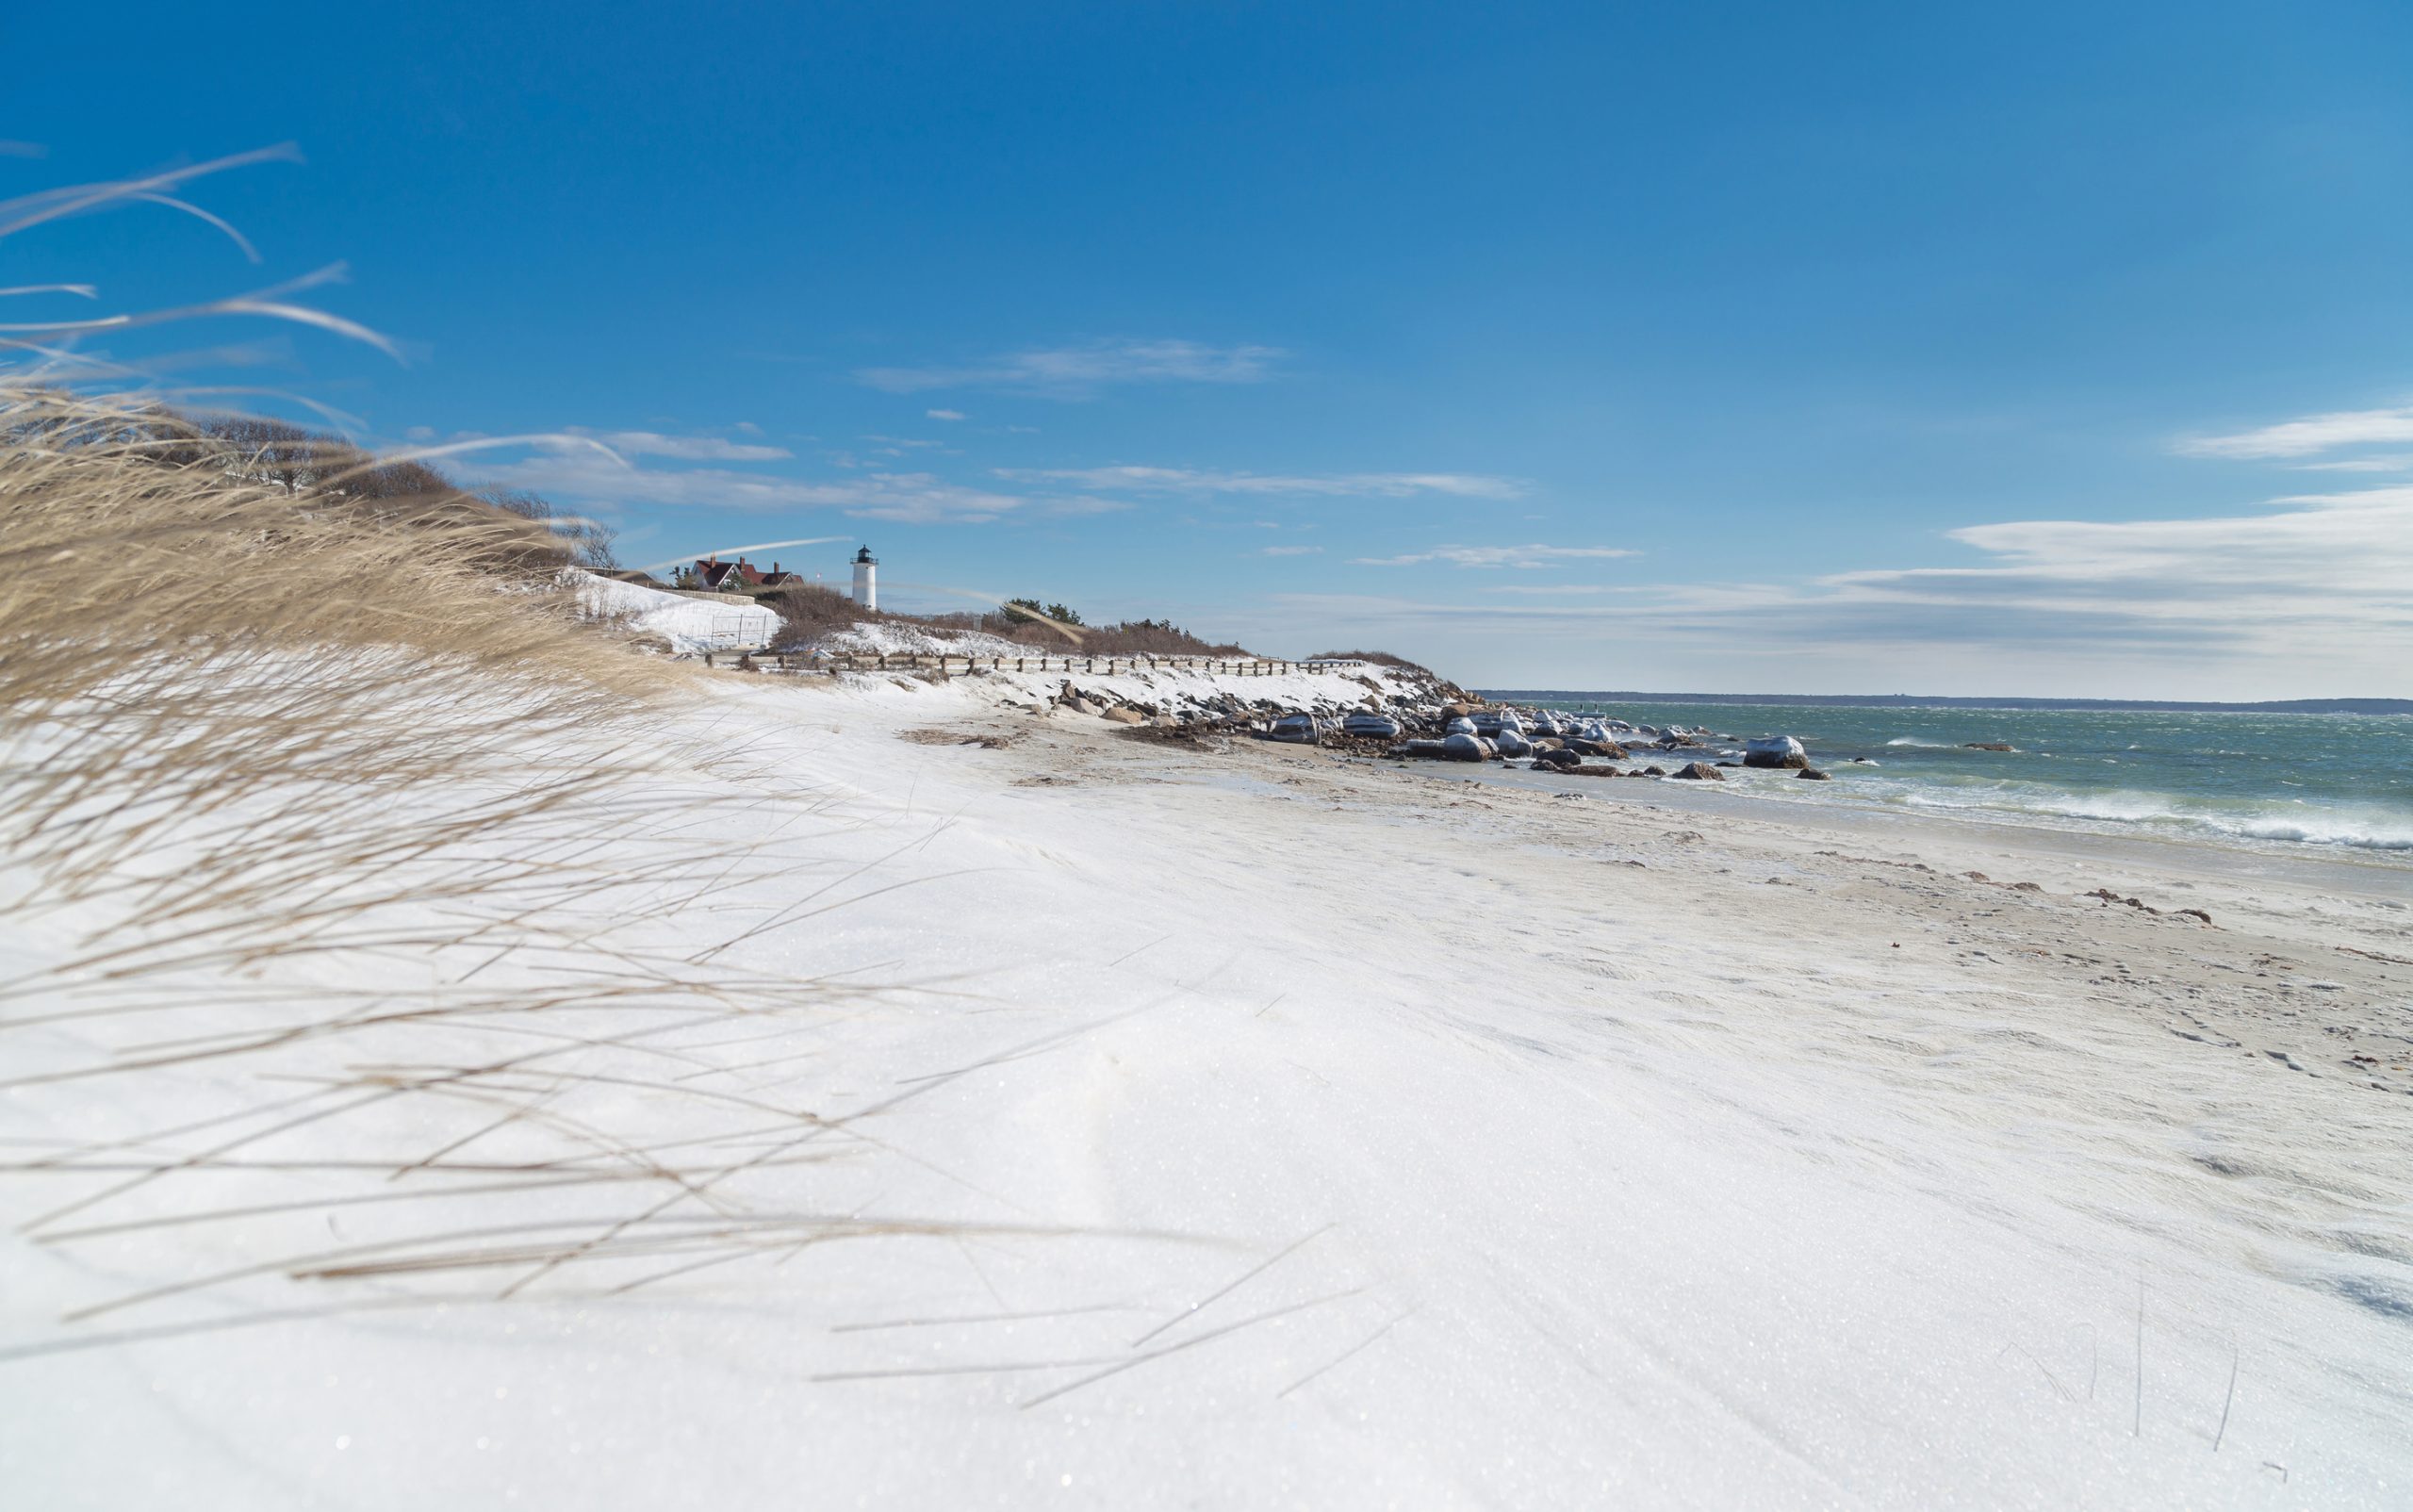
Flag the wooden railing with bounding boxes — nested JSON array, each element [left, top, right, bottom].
[[706, 650, 1338, 678]]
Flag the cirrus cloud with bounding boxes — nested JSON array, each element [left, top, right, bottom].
[[857, 338, 1282, 398], [469, 446, 1030, 524], [573, 428, 792, 462], [999, 466, 1523, 500], [1348, 544, 1638, 568], [2175, 403, 2413, 459]]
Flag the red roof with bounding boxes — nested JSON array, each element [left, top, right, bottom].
[[694, 557, 767, 590]]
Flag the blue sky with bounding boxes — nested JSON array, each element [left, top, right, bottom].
[[9, 1, 2413, 697]]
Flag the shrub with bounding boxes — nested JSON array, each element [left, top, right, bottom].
[[766, 582, 879, 647], [1307, 649, 1438, 678]]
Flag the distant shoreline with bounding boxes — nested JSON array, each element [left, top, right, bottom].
[[1477, 690, 2413, 716]]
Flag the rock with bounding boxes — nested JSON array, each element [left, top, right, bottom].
[[1743, 735, 1810, 770], [1796, 767, 1830, 780], [1100, 706, 1147, 724], [1962, 742, 2015, 751], [1715, 760, 1741, 768], [1533, 748, 1581, 770], [1070, 697, 1103, 716], [1641, 764, 1668, 777], [1439, 731, 1490, 762], [1671, 762, 1724, 781], [1567, 738, 1628, 759]]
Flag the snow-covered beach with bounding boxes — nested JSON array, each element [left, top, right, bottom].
[[8, 663, 2408, 1509]]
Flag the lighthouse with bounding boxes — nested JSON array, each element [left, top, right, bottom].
[[849, 545, 878, 612]]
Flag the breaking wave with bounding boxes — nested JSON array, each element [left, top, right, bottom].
[[1885, 787, 2413, 851], [1536, 698, 2412, 858]]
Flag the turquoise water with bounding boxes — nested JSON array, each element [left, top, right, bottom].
[[1520, 699, 2413, 858]]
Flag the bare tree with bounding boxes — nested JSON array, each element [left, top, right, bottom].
[[476, 485, 619, 571]]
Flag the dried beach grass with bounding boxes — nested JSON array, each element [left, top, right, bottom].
[[0, 157, 1184, 1377], [0, 386, 1005, 1347]]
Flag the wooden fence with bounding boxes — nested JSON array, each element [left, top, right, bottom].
[[707, 650, 1359, 678]]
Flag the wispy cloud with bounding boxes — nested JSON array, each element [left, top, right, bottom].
[[470, 447, 1027, 524], [573, 428, 793, 462], [2175, 403, 2413, 459], [858, 338, 1283, 397], [1255, 545, 1323, 557], [926, 408, 965, 421], [999, 466, 1523, 500], [1272, 485, 2413, 694], [1348, 544, 1637, 568], [2294, 452, 2413, 473], [1036, 495, 1134, 518], [1828, 486, 2413, 615]]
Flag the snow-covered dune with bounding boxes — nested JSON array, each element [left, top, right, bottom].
[[5, 670, 2409, 1509], [571, 569, 778, 653]]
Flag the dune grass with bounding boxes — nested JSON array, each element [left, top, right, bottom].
[[0, 156, 1171, 1368], [0, 386, 970, 1342]]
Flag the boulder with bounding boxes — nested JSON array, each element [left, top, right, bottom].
[[1641, 764, 1668, 777], [1670, 762, 1724, 781], [1962, 742, 2015, 752], [1568, 738, 1629, 759], [1439, 731, 1489, 762], [1100, 706, 1147, 724], [1743, 735, 1808, 769], [1069, 697, 1103, 716], [1533, 748, 1582, 770], [1796, 767, 1831, 781]]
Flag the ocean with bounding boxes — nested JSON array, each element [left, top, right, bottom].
[[1514, 698, 2413, 858]]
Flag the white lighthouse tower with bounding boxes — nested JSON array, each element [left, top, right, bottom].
[[849, 545, 878, 612]]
